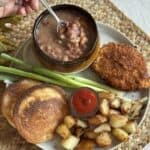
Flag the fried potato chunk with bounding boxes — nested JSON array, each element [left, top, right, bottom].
[[99, 99, 110, 116], [123, 121, 137, 134], [96, 132, 112, 147], [121, 101, 132, 114], [112, 128, 129, 142], [109, 115, 128, 128], [98, 92, 115, 101], [94, 123, 111, 133], [56, 124, 71, 139], [76, 119, 87, 128], [88, 114, 108, 126], [84, 131, 98, 139], [110, 98, 121, 109], [61, 135, 80, 150], [109, 109, 120, 115], [64, 115, 76, 128], [75, 139, 95, 150]]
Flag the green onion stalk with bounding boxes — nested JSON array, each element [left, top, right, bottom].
[[0, 53, 123, 95], [0, 66, 69, 87]]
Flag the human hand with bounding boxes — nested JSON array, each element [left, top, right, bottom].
[[0, 0, 39, 18], [17, 0, 39, 16]]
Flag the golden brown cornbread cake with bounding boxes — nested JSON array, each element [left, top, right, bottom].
[[1, 79, 41, 127], [13, 85, 68, 144], [92, 43, 150, 91]]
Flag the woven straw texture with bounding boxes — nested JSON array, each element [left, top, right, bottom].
[[0, 0, 149, 150]]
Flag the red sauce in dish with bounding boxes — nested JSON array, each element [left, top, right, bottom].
[[72, 88, 98, 115]]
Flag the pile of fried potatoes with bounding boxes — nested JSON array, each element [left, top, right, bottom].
[[56, 91, 147, 150]]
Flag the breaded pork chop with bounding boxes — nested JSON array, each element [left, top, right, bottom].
[[92, 43, 150, 91]]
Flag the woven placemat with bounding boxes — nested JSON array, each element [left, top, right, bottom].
[[0, 0, 150, 150]]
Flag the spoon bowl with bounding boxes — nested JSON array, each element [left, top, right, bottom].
[[39, 0, 68, 33]]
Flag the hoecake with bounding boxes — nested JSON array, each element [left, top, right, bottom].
[[13, 85, 68, 144], [1, 79, 41, 127]]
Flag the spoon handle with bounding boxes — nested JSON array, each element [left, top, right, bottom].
[[40, 0, 60, 23]]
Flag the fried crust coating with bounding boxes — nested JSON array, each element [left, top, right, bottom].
[[92, 43, 150, 90]]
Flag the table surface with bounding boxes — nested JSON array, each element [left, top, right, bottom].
[[0, 1, 149, 149], [112, 0, 150, 35]]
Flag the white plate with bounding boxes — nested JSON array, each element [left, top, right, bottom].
[[16, 22, 149, 150]]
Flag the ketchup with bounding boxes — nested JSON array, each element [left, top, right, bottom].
[[72, 88, 98, 117]]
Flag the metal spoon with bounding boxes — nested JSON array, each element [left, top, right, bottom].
[[40, 0, 68, 33]]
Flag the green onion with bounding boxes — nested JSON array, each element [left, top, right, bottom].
[[0, 66, 69, 87], [0, 73, 19, 82], [0, 53, 122, 95], [1, 53, 31, 68], [67, 75, 118, 92], [32, 67, 107, 91], [1, 53, 85, 88]]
